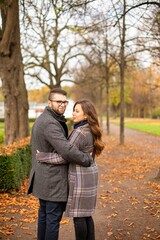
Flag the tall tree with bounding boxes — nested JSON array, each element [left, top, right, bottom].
[[0, 0, 29, 145], [121, 1, 160, 65], [110, 0, 127, 145], [119, 0, 126, 145], [22, 0, 94, 89]]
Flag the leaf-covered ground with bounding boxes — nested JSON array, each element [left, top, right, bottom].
[[0, 124, 160, 240]]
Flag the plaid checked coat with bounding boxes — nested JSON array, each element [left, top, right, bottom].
[[36, 123, 98, 217]]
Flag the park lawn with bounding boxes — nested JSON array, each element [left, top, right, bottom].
[[112, 118, 160, 136]]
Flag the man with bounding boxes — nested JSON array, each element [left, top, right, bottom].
[[27, 88, 92, 240]]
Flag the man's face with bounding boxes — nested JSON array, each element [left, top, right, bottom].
[[48, 93, 68, 115]]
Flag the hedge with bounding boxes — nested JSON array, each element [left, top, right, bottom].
[[0, 137, 31, 192]]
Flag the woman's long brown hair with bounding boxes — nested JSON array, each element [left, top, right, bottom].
[[73, 99, 104, 156]]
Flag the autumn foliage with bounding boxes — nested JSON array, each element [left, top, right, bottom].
[[0, 127, 160, 239]]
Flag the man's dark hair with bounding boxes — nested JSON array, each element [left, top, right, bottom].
[[48, 88, 67, 100]]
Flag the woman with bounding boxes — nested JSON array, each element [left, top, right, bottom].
[[36, 99, 104, 240]]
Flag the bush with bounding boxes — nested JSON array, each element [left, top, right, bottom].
[[152, 108, 160, 119], [0, 137, 31, 192], [0, 132, 4, 144], [67, 118, 73, 131]]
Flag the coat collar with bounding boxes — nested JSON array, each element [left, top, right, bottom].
[[45, 106, 67, 123]]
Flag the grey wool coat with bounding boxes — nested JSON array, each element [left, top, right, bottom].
[[27, 106, 92, 202], [36, 123, 98, 217]]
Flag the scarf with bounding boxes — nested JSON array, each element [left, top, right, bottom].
[[74, 120, 88, 129]]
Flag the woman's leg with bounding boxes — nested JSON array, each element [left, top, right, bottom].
[[86, 216, 95, 240], [73, 217, 87, 240]]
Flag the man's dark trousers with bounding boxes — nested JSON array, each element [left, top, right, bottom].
[[38, 199, 66, 240]]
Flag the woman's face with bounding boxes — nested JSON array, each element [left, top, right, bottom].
[[72, 104, 86, 123]]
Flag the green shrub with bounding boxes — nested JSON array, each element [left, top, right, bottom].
[[0, 138, 31, 193], [0, 132, 4, 144], [67, 118, 73, 131], [152, 108, 160, 119]]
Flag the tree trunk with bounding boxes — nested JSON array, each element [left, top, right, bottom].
[[99, 83, 103, 127], [106, 73, 110, 135], [119, 0, 126, 145], [155, 168, 160, 180], [0, 0, 29, 145], [105, 37, 110, 135]]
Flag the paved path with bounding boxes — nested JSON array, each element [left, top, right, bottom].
[[0, 123, 160, 240]]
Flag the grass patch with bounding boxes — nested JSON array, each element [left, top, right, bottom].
[[124, 122, 160, 136], [112, 118, 160, 136]]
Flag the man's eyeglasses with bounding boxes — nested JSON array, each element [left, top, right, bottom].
[[49, 100, 69, 106]]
